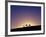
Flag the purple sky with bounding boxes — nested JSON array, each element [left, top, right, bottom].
[[11, 5, 41, 29]]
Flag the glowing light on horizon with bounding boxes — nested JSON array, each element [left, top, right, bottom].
[[15, 20, 40, 28]]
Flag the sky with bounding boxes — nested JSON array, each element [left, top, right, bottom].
[[11, 5, 41, 29]]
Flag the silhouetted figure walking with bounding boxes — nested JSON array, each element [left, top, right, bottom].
[[26, 24, 27, 27], [29, 24, 31, 27]]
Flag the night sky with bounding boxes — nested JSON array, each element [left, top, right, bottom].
[[11, 5, 41, 29]]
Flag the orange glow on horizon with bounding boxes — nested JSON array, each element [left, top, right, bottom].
[[14, 18, 41, 28]]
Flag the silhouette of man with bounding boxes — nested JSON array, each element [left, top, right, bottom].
[[26, 24, 27, 27], [29, 24, 31, 26]]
